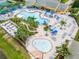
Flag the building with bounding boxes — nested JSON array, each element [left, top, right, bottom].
[[26, 0, 69, 14]]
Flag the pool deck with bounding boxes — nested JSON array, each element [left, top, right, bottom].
[[23, 9, 78, 59], [0, 6, 78, 59]]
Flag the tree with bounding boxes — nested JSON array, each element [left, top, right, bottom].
[[13, 0, 25, 2], [70, 8, 79, 14], [72, 0, 79, 8], [26, 16, 38, 29], [70, 0, 79, 15], [59, 0, 68, 3], [60, 20, 66, 26], [15, 25, 27, 41], [13, 0, 26, 6], [55, 40, 70, 59], [44, 25, 49, 31], [10, 17, 22, 25], [15, 24, 34, 42]]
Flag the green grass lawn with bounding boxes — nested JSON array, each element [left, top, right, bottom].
[[0, 38, 24, 59], [0, 28, 31, 59]]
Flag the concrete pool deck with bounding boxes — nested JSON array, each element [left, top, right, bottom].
[[32, 38, 52, 53], [23, 9, 79, 59], [26, 35, 56, 59], [0, 7, 78, 59]]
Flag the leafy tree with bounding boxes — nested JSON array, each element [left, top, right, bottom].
[[72, 0, 79, 8], [70, 0, 79, 15], [59, 0, 68, 3], [60, 20, 66, 26]]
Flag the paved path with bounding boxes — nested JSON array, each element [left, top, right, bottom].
[[65, 40, 79, 59]]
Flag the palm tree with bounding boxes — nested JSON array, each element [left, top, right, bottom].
[[55, 40, 70, 59], [60, 20, 66, 26], [44, 25, 49, 31], [26, 16, 38, 29], [15, 25, 27, 41], [15, 24, 34, 43], [10, 17, 22, 25]]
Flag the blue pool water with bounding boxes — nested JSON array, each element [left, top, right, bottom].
[[17, 11, 48, 25], [33, 39, 52, 53], [0, 1, 20, 14]]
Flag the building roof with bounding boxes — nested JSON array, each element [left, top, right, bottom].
[[36, 0, 59, 9], [26, 0, 68, 11]]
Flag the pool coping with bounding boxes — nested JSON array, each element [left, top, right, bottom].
[[32, 38, 54, 54]]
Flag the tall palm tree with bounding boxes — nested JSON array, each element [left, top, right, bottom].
[[15, 24, 34, 42], [26, 16, 38, 28]]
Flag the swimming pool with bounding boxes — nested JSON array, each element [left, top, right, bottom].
[[17, 11, 48, 25], [0, 1, 10, 6], [0, 1, 20, 14], [32, 39, 52, 53]]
